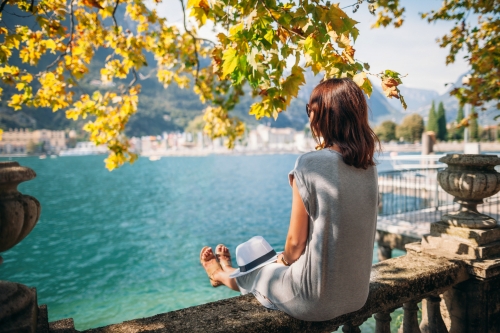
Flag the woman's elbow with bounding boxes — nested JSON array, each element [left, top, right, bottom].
[[287, 237, 307, 251]]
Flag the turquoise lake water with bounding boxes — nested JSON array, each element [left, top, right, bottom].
[[0, 154, 403, 331]]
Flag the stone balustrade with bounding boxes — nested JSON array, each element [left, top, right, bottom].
[[44, 248, 468, 333]]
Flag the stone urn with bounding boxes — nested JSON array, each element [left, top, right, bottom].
[[0, 161, 41, 333], [0, 161, 40, 255], [437, 154, 500, 229]]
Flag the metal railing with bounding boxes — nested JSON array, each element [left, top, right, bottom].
[[378, 168, 500, 224]]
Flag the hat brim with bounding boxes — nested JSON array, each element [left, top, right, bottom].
[[229, 252, 281, 278]]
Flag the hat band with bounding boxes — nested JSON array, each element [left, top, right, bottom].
[[239, 250, 277, 273]]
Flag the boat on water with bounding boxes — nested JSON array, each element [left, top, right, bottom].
[[149, 156, 161, 161], [60, 142, 108, 156], [39, 154, 47, 159]]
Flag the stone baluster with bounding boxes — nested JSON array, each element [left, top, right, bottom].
[[342, 317, 368, 333], [374, 311, 392, 333], [398, 301, 421, 333], [418, 154, 500, 331], [419, 294, 448, 333], [342, 323, 360, 333]]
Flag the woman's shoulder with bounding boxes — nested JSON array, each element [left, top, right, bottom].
[[296, 149, 377, 174], [296, 149, 341, 168]]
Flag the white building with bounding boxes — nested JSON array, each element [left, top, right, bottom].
[[248, 125, 297, 150]]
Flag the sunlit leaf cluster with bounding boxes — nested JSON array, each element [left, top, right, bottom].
[[0, 0, 406, 169]]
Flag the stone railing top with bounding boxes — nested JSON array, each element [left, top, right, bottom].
[[73, 251, 468, 333], [439, 154, 500, 168]]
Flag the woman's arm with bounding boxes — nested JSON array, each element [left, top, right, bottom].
[[277, 178, 309, 265]]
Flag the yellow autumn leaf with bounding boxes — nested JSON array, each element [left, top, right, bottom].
[[221, 47, 238, 78]]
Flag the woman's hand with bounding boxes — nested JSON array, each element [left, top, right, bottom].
[[276, 253, 287, 266], [277, 253, 292, 266]]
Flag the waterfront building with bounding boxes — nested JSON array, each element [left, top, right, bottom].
[[59, 141, 108, 156], [248, 125, 297, 150], [0, 128, 66, 155]]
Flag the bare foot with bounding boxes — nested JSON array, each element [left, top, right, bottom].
[[200, 246, 222, 287], [216, 244, 234, 272]]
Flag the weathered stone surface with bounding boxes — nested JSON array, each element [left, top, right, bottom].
[[442, 274, 500, 333], [37, 305, 49, 333], [419, 295, 447, 333], [49, 319, 77, 333], [0, 162, 36, 191], [430, 221, 500, 246], [438, 154, 500, 229], [0, 282, 38, 333], [407, 242, 500, 279], [0, 161, 41, 252], [376, 230, 420, 252], [79, 254, 468, 333], [422, 234, 500, 260]]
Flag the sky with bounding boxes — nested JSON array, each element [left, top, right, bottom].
[[150, 0, 469, 95]]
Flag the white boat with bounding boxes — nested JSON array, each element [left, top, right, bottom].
[[149, 155, 161, 161], [60, 142, 108, 156]]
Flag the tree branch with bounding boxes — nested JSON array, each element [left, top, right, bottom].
[[4, 10, 33, 18], [179, 0, 200, 83], [199, 37, 216, 46], [0, 0, 8, 14], [128, 68, 138, 88], [44, 0, 75, 72], [112, 0, 120, 28]]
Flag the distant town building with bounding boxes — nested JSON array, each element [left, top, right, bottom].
[[59, 142, 107, 156], [0, 128, 66, 155], [249, 125, 298, 150]]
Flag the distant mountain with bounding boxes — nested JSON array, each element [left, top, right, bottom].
[[412, 74, 499, 126]]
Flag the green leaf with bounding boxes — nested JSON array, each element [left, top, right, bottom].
[[264, 29, 274, 45]]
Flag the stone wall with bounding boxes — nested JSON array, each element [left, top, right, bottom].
[[44, 250, 468, 333]]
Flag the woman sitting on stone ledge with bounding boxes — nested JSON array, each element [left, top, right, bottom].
[[200, 78, 380, 321]]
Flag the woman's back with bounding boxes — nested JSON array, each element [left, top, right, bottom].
[[236, 149, 378, 321]]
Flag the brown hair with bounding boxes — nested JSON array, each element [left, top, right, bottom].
[[308, 78, 380, 169]]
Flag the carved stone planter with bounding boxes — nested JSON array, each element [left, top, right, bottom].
[[437, 154, 500, 229], [0, 161, 41, 333], [0, 161, 41, 253]]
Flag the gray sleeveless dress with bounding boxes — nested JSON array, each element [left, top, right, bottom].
[[235, 149, 378, 321]]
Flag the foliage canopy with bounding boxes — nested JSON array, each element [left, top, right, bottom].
[[0, 0, 409, 168], [436, 101, 447, 141], [426, 101, 438, 134], [0, 0, 497, 168], [374, 120, 396, 142], [396, 113, 424, 143]]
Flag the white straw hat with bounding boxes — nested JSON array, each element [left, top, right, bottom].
[[229, 236, 279, 278]]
